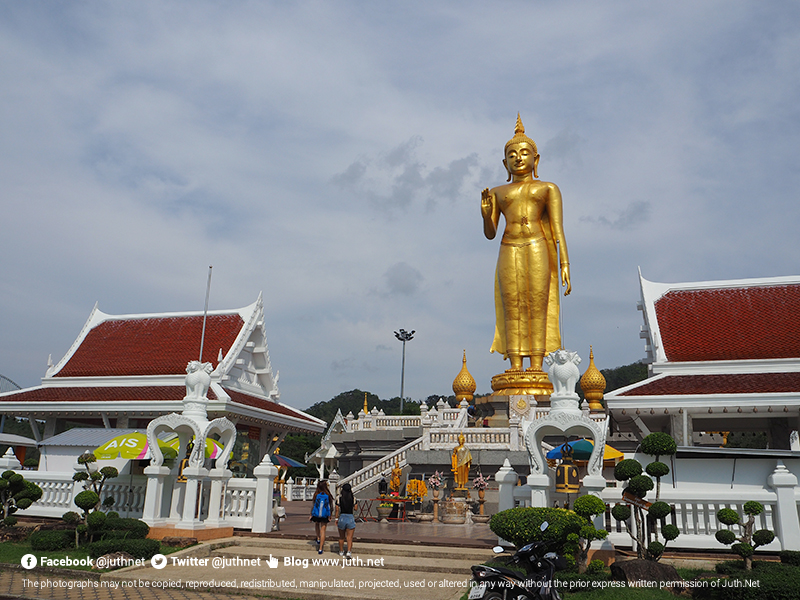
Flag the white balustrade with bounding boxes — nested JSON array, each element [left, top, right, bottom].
[[224, 479, 257, 528]]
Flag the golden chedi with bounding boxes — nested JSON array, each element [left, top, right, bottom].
[[481, 114, 571, 396], [452, 350, 477, 402], [580, 346, 606, 412]]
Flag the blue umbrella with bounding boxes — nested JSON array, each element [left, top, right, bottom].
[[546, 439, 594, 460], [271, 454, 306, 468]]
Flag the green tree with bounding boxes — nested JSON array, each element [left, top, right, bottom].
[[602, 362, 648, 392], [305, 389, 381, 424], [570, 495, 609, 574], [715, 502, 775, 571], [611, 433, 679, 560], [277, 433, 323, 479], [0, 470, 43, 526], [72, 452, 118, 511]]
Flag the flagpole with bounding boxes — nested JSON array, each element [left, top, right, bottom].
[[199, 266, 213, 361]]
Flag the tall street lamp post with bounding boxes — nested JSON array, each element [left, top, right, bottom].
[[394, 329, 415, 413]]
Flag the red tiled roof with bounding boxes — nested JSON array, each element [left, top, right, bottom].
[[224, 388, 318, 424], [618, 373, 800, 396], [0, 386, 213, 402], [55, 314, 244, 377], [654, 285, 800, 362]]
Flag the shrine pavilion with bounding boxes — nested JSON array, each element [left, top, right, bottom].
[[605, 272, 800, 449], [0, 293, 325, 472]]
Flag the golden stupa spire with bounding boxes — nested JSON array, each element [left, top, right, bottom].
[[363, 392, 368, 414], [579, 346, 606, 412], [452, 350, 477, 402]]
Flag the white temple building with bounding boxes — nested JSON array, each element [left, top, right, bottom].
[[606, 272, 800, 449], [0, 294, 325, 473]]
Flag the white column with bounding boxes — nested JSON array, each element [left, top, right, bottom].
[[768, 460, 800, 550], [329, 470, 340, 499], [495, 459, 518, 513], [178, 466, 208, 529], [142, 465, 170, 525], [285, 477, 294, 502], [204, 467, 232, 528], [252, 460, 279, 533], [527, 473, 550, 508]]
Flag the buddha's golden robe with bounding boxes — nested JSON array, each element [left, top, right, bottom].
[[490, 207, 562, 359]]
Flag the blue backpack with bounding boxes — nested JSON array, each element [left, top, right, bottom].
[[312, 493, 331, 518]]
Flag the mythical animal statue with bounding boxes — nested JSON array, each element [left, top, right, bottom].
[[545, 349, 581, 398], [185, 360, 213, 400]]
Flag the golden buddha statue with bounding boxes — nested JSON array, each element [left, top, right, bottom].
[[389, 457, 402, 494], [481, 114, 571, 395], [451, 433, 472, 490]]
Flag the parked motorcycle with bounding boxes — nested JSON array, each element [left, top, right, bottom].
[[469, 522, 567, 600]]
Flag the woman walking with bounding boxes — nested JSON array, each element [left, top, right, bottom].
[[310, 480, 333, 554], [335, 482, 357, 557]]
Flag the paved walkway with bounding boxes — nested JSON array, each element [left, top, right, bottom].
[[262, 501, 497, 548], [0, 502, 495, 600]]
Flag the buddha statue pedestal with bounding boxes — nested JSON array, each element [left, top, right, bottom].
[[477, 390, 551, 427], [451, 488, 470, 500], [441, 498, 467, 524]]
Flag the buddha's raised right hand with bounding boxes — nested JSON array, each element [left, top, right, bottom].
[[481, 188, 493, 219]]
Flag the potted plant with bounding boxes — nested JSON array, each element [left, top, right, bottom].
[[377, 501, 393, 521], [427, 471, 442, 499], [473, 471, 490, 500], [471, 471, 491, 522]]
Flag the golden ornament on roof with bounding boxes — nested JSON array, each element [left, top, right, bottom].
[[452, 350, 477, 402], [579, 346, 606, 411]]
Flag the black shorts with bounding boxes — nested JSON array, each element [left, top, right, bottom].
[[311, 516, 330, 523]]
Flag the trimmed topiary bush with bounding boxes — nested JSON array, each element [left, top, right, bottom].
[[780, 550, 800, 566], [714, 502, 775, 570], [614, 459, 642, 481], [0, 470, 43, 525], [695, 561, 800, 600], [87, 538, 161, 560], [87, 510, 107, 529], [30, 529, 75, 551], [102, 517, 149, 539], [716, 529, 737, 545], [611, 504, 631, 522], [645, 461, 670, 479], [489, 507, 584, 550], [74, 490, 100, 515], [569, 495, 608, 574], [649, 501, 671, 520], [646, 541, 664, 560], [610, 432, 678, 560], [62, 511, 80, 525], [640, 432, 677, 458]]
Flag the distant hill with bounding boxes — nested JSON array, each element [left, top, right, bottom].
[[601, 361, 648, 393]]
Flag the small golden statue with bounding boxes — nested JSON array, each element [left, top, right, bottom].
[[389, 457, 402, 494], [451, 433, 473, 490], [176, 441, 194, 483], [481, 114, 571, 395]]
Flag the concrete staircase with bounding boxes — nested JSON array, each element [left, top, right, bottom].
[[109, 536, 490, 600]]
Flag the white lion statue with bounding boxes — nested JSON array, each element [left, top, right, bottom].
[[545, 349, 581, 398], [185, 360, 214, 400]]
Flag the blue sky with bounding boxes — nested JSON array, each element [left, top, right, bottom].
[[2, 1, 799, 409]]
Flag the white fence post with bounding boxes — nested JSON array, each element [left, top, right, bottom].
[[495, 459, 518, 512], [329, 470, 340, 499], [252, 460, 278, 533], [768, 460, 800, 550]]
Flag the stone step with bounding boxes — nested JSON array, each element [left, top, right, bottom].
[[213, 544, 483, 575], [107, 538, 478, 600], [229, 537, 494, 562]]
